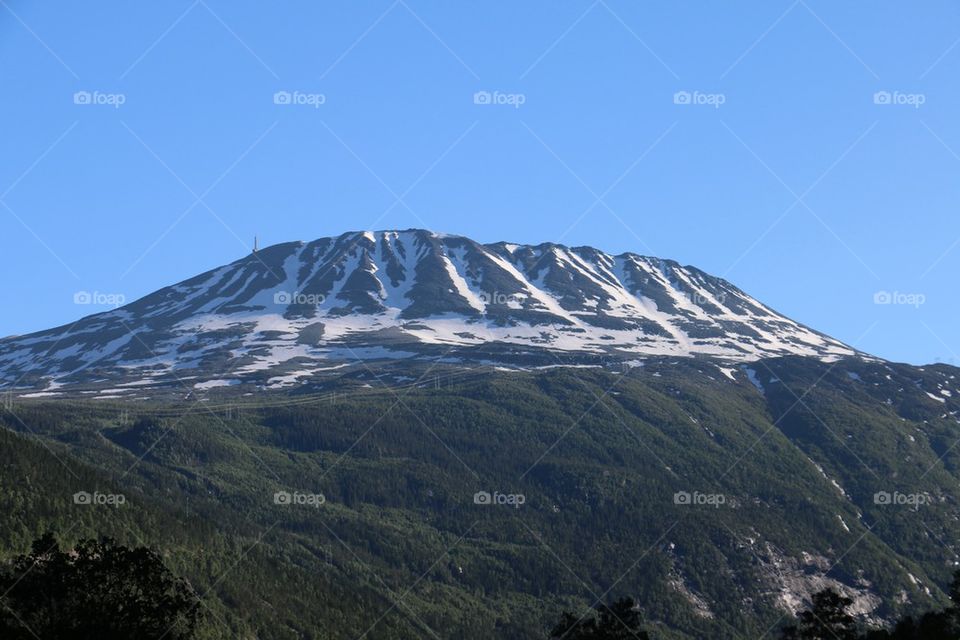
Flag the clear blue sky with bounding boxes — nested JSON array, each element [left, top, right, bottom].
[[2, 1, 958, 365]]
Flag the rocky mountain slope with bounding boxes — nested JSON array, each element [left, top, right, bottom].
[[0, 230, 858, 396]]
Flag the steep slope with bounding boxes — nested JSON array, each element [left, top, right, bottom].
[[0, 230, 857, 396], [2, 357, 959, 638]]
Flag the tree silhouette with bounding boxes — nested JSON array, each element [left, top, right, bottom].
[[864, 570, 960, 639], [780, 588, 859, 640], [549, 597, 651, 639], [0, 532, 200, 640]]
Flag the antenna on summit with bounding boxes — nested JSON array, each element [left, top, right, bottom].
[[252, 236, 258, 254]]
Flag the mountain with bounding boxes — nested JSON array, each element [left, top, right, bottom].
[[0, 229, 858, 397], [3, 229, 960, 638]]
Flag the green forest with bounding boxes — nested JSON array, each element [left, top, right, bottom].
[[1, 356, 959, 638]]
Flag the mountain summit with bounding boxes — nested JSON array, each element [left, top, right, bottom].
[[0, 230, 857, 394]]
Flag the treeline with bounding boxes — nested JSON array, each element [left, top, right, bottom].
[[780, 582, 960, 640], [0, 533, 198, 639], [547, 578, 960, 639], [3, 533, 960, 639]]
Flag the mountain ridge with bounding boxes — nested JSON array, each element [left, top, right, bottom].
[[0, 229, 862, 396]]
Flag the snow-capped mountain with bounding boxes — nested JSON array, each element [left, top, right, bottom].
[[0, 230, 859, 395]]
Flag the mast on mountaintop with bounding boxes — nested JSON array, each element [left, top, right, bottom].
[[253, 236, 258, 254]]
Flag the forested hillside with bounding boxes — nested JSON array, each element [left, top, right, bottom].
[[1, 356, 958, 638]]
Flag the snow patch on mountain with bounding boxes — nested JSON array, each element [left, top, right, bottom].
[[0, 229, 862, 393]]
